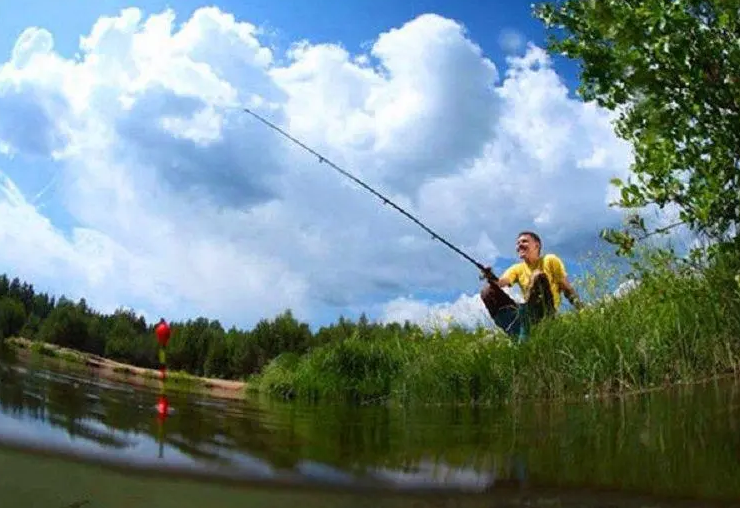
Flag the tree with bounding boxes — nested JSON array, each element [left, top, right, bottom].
[[0, 297, 26, 339], [37, 304, 90, 350], [104, 315, 156, 368], [534, 0, 739, 257]]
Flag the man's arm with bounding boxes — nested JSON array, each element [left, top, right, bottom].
[[547, 254, 584, 310], [481, 266, 514, 288], [560, 276, 584, 310], [496, 276, 512, 288]]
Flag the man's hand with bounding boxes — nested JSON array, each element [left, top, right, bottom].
[[565, 288, 585, 310], [480, 266, 498, 285], [569, 295, 585, 310], [561, 277, 584, 310]]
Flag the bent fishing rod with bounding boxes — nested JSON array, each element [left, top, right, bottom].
[[242, 107, 498, 283]]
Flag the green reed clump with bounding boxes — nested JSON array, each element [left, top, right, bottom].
[[254, 326, 526, 405], [396, 326, 521, 404], [255, 330, 415, 403], [515, 248, 740, 399], [247, 352, 301, 396], [255, 248, 740, 405]]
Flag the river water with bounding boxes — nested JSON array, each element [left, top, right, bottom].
[[1, 345, 739, 508]]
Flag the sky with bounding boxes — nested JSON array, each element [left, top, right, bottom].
[[0, 0, 667, 332]]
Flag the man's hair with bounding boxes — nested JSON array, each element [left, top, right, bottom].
[[518, 231, 542, 253]]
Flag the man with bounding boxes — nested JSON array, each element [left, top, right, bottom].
[[480, 231, 583, 340]]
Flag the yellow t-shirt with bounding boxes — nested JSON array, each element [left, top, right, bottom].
[[502, 254, 567, 310]]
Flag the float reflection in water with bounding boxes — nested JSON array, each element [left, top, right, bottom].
[[1, 341, 740, 507]]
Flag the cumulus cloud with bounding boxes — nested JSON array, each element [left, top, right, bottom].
[[378, 285, 525, 332], [498, 28, 525, 54], [0, 7, 640, 330], [270, 13, 499, 192]]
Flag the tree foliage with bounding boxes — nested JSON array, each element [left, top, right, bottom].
[[0, 272, 422, 381], [534, 0, 740, 256], [0, 297, 25, 340]]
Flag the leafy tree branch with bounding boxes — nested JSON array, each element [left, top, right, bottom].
[[534, 0, 740, 258]]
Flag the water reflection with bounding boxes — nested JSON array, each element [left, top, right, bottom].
[[1, 349, 740, 506]]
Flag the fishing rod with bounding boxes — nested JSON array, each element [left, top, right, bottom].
[[242, 107, 498, 282]]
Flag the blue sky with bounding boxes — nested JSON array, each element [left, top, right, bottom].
[[0, 0, 578, 203], [0, 0, 638, 331], [0, 0, 579, 76]]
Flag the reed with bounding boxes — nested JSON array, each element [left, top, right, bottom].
[[253, 249, 740, 405]]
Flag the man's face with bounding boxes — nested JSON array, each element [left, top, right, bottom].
[[516, 234, 539, 260]]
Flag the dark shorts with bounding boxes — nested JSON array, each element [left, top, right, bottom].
[[493, 303, 530, 342]]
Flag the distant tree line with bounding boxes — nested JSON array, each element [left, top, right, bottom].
[[0, 273, 422, 380]]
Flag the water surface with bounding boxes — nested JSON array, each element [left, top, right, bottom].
[[1, 346, 739, 507]]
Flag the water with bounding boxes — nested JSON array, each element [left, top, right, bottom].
[[1, 346, 740, 507]]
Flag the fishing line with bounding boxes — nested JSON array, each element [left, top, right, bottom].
[[242, 107, 498, 281]]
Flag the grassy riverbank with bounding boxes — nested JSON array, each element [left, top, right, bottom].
[[1, 248, 738, 406], [251, 250, 740, 405]]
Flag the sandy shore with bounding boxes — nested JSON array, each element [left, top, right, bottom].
[[4, 337, 249, 401]]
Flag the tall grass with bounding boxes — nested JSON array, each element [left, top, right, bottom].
[[252, 248, 740, 405]]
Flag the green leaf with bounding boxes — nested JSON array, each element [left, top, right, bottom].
[[533, 0, 740, 258]]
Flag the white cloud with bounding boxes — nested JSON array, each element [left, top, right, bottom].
[[379, 293, 490, 331], [0, 7, 641, 331], [498, 28, 525, 54], [378, 285, 524, 332]]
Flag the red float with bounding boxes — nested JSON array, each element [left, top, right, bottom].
[[155, 318, 171, 347], [156, 394, 169, 419]]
